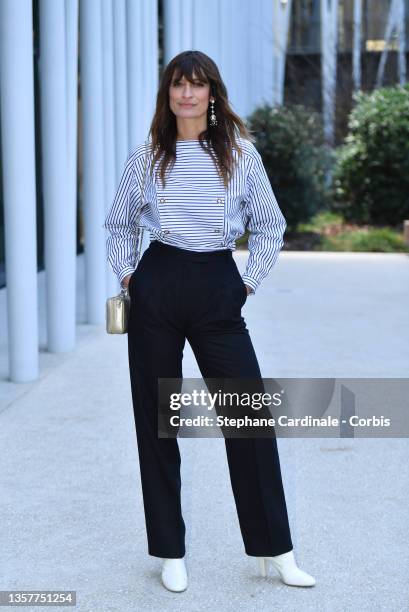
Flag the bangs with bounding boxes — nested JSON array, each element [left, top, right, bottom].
[[171, 58, 209, 84]]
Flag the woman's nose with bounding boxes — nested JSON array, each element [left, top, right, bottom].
[[181, 85, 193, 96]]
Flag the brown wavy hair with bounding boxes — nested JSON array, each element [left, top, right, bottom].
[[148, 50, 254, 189]]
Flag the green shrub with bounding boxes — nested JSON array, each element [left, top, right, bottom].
[[333, 85, 409, 225], [298, 210, 344, 232], [246, 104, 333, 232], [319, 227, 408, 252]]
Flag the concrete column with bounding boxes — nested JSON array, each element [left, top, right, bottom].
[[0, 0, 39, 381], [228, 0, 248, 118], [271, 0, 292, 106], [79, 0, 106, 323], [113, 0, 128, 179], [243, 0, 261, 115], [102, 0, 117, 297], [396, 0, 407, 85], [192, 0, 221, 70], [39, 0, 76, 351], [260, 0, 272, 110], [65, 0, 79, 327], [218, 0, 235, 106], [353, 0, 362, 91], [163, 0, 194, 64], [127, 0, 159, 254], [321, 0, 338, 145], [144, 0, 159, 116], [144, 0, 159, 278], [126, 0, 144, 146], [163, 0, 181, 63]]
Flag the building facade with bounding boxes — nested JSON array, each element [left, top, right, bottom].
[[0, 0, 408, 382]]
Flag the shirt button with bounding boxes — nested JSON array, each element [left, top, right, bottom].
[[160, 198, 166, 203], [214, 229, 221, 233], [217, 198, 224, 203], [163, 230, 170, 234]]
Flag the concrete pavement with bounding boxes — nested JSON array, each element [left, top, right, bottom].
[[0, 250, 408, 611]]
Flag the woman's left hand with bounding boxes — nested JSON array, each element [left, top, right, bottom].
[[244, 284, 251, 296]]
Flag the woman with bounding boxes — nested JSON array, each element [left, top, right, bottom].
[[103, 50, 315, 593]]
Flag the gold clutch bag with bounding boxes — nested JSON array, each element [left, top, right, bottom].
[[105, 224, 144, 334], [106, 287, 131, 334], [105, 140, 149, 334]]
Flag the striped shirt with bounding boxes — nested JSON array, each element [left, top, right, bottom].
[[102, 136, 287, 294]]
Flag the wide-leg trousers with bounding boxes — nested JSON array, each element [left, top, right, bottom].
[[127, 239, 293, 558]]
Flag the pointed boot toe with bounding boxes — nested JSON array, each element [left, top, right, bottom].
[[161, 558, 188, 592], [257, 550, 316, 587]]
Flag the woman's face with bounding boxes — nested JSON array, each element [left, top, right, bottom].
[[168, 70, 212, 122]]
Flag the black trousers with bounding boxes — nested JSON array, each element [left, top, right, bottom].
[[127, 240, 293, 558]]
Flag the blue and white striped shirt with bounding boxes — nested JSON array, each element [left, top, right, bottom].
[[103, 137, 286, 294]]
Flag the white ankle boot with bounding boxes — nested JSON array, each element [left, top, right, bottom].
[[257, 550, 316, 587], [161, 558, 188, 592]]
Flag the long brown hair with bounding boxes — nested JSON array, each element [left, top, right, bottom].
[[148, 50, 254, 188]]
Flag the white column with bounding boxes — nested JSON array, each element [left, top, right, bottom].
[[352, 0, 362, 91], [247, 0, 267, 114], [375, 0, 407, 88], [216, 0, 249, 118], [218, 0, 235, 107], [321, 0, 338, 145], [102, 0, 117, 297], [126, 0, 144, 146], [66, 0, 79, 350], [163, 0, 181, 63], [163, 0, 194, 64], [272, 0, 292, 106], [376, 0, 397, 88], [163, 0, 248, 119], [143, 0, 159, 258], [0, 0, 39, 382], [65, 0, 79, 331], [144, 0, 159, 116], [80, 0, 106, 324], [127, 0, 158, 254], [113, 0, 128, 179], [396, 0, 407, 85], [39, 0, 75, 351], [233, 0, 253, 117], [192, 0, 220, 65]]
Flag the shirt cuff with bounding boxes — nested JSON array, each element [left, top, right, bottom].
[[118, 266, 136, 287], [241, 275, 258, 295]]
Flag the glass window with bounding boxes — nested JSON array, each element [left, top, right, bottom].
[[287, 0, 409, 54], [288, 0, 321, 54], [364, 0, 397, 52]]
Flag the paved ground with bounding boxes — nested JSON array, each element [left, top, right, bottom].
[[0, 250, 408, 611]]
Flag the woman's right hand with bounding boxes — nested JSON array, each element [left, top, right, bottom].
[[121, 274, 132, 290]]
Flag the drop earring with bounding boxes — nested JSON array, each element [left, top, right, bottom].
[[209, 98, 217, 126]]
